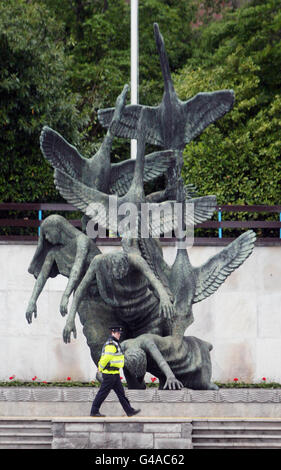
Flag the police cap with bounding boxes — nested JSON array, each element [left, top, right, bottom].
[[109, 326, 124, 333]]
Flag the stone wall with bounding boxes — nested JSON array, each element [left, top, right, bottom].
[[1, 387, 281, 419], [0, 241, 280, 383], [52, 417, 192, 449]]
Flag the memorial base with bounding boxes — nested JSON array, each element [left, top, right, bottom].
[[1, 388, 281, 449], [1, 387, 281, 418]]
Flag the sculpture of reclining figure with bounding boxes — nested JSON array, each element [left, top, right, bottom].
[[121, 333, 219, 391]]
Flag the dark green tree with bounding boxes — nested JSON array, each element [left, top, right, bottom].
[[174, 0, 281, 205], [42, 0, 194, 159], [0, 0, 86, 202]]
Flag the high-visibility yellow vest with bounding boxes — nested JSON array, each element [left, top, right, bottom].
[[98, 337, 124, 374]]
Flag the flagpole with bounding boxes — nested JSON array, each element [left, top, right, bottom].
[[130, 0, 139, 159]]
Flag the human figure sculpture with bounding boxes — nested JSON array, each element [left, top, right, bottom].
[[53, 108, 219, 347], [26, 214, 101, 322], [62, 238, 175, 346], [25, 214, 120, 365], [62, 225, 256, 389], [25, 21, 258, 391], [120, 223, 256, 389], [121, 333, 217, 391], [51, 100, 258, 390]]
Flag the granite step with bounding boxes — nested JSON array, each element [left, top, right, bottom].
[[0, 441, 52, 449], [192, 419, 281, 449], [0, 419, 52, 449]]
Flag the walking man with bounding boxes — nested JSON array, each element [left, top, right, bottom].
[[90, 326, 141, 417]]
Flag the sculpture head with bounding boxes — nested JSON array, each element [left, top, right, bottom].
[[41, 223, 61, 245], [123, 344, 147, 378], [29, 214, 77, 278], [40, 214, 77, 245], [104, 251, 129, 280], [125, 349, 147, 377]]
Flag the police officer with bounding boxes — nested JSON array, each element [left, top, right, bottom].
[[90, 326, 141, 417]]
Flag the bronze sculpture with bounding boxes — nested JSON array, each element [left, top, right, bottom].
[[40, 84, 176, 199], [122, 333, 216, 391], [26, 23, 256, 390], [98, 24, 235, 152]]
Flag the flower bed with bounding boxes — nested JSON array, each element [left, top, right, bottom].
[[1, 378, 281, 389]]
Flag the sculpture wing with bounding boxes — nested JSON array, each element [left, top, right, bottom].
[[53, 169, 109, 229], [183, 90, 235, 144], [98, 104, 163, 146], [109, 150, 176, 196], [148, 200, 177, 238], [184, 184, 198, 199], [193, 230, 256, 303], [145, 183, 198, 204], [185, 195, 217, 225], [147, 195, 217, 237], [40, 126, 87, 179]]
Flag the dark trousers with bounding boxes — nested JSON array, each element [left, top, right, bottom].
[[91, 373, 134, 416]]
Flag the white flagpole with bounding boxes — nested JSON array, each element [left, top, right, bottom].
[[130, 0, 139, 159]]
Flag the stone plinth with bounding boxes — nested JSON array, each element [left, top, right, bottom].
[[51, 417, 193, 450], [1, 387, 281, 419]]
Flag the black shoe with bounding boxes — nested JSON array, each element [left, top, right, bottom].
[[127, 409, 141, 417], [90, 412, 106, 417]]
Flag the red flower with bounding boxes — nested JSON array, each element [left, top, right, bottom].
[[233, 377, 238, 382], [67, 377, 71, 381], [120, 377, 124, 380], [32, 376, 37, 381], [262, 377, 266, 381], [9, 375, 15, 380], [151, 377, 157, 383]]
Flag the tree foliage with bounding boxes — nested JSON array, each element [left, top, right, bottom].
[[1, 0, 280, 208], [0, 0, 85, 202], [174, 0, 281, 205], [41, 0, 194, 158]]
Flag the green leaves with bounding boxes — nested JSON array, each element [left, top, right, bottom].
[[1, 0, 280, 208], [0, 0, 85, 203], [174, 0, 281, 206]]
